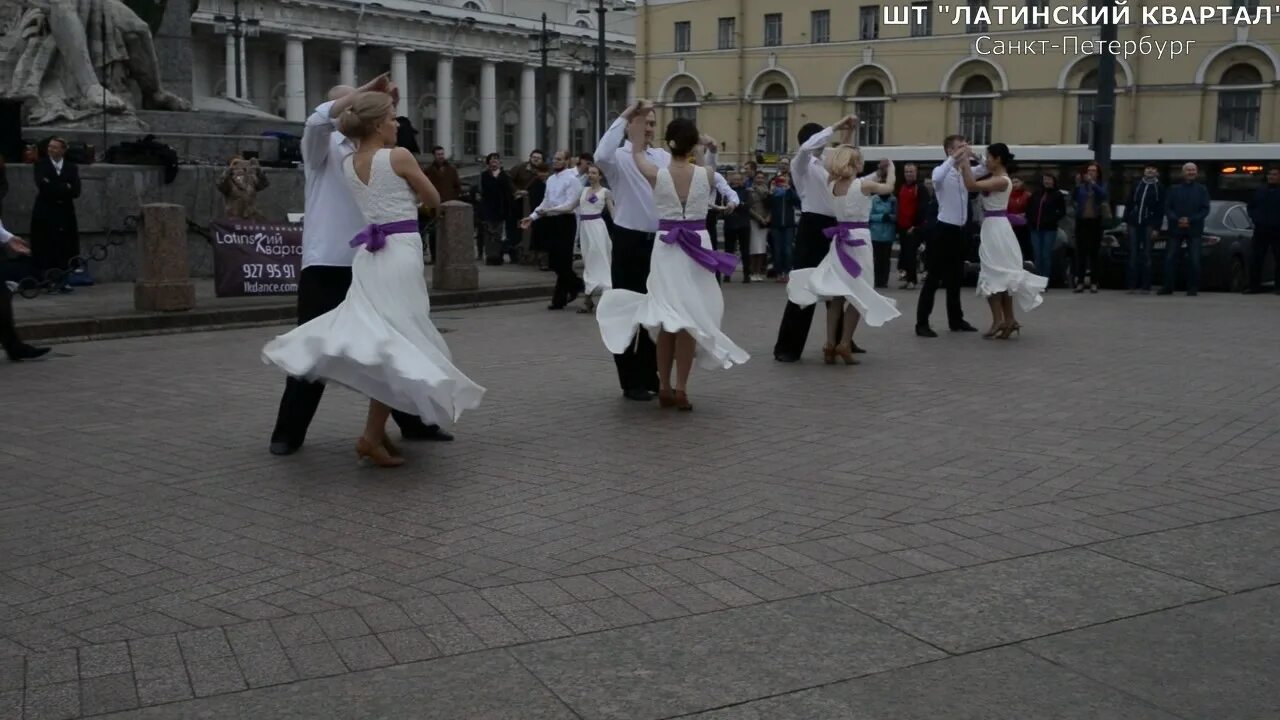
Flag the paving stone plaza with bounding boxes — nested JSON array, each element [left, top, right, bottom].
[[2, 285, 1278, 719]]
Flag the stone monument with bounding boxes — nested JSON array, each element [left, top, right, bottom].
[[217, 157, 269, 220], [134, 203, 196, 311], [0, 0, 192, 128], [433, 201, 479, 292]]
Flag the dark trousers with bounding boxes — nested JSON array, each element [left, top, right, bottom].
[[705, 212, 719, 250], [722, 226, 750, 280], [773, 212, 838, 359], [915, 221, 966, 329], [611, 227, 659, 393], [546, 215, 583, 307], [1074, 217, 1102, 287], [0, 282, 22, 358], [898, 227, 922, 283], [270, 265, 434, 447], [1249, 227, 1279, 291], [872, 241, 892, 288]]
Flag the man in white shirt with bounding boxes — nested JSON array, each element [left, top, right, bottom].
[[773, 122, 842, 362], [524, 150, 586, 309], [594, 101, 668, 401], [915, 134, 983, 337], [0, 222, 51, 361], [269, 74, 450, 456]]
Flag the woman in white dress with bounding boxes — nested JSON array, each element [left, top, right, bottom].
[[540, 165, 614, 313], [786, 115, 901, 365], [595, 117, 749, 411], [262, 91, 485, 467], [958, 142, 1047, 339]]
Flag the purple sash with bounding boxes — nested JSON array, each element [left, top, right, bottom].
[[1007, 212, 1026, 226], [658, 219, 739, 275], [580, 213, 604, 221], [822, 222, 870, 278], [984, 210, 1008, 220], [350, 218, 419, 253]]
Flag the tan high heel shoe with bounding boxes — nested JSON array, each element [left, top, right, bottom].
[[822, 344, 836, 365], [834, 343, 860, 365], [356, 437, 405, 467], [658, 389, 677, 409], [382, 437, 403, 458], [673, 390, 693, 411]]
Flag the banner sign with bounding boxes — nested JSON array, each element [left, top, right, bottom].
[[211, 220, 302, 297]]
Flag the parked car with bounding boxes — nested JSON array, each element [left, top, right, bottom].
[[1102, 200, 1273, 292]]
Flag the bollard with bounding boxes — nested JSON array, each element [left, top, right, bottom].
[[133, 203, 196, 311], [432, 200, 479, 291]]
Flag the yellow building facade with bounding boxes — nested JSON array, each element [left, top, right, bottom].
[[634, 0, 1280, 173]]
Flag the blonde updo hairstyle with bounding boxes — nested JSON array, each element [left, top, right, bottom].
[[337, 91, 394, 138], [824, 144, 862, 180]]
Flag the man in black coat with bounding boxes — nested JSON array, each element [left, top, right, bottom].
[[1246, 166, 1280, 294], [31, 138, 82, 293]]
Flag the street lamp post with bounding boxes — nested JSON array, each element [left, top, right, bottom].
[[1092, 0, 1117, 180], [529, 16, 561, 154], [214, 0, 260, 99], [595, 0, 606, 143]]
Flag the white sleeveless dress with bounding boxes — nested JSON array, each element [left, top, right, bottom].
[[978, 176, 1047, 311], [596, 168, 750, 371], [262, 148, 485, 427], [786, 176, 901, 327], [577, 187, 613, 295]]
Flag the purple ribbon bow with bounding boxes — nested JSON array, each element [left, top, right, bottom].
[[822, 222, 870, 278], [658, 219, 740, 275], [588, 193, 598, 204], [580, 213, 603, 220], [349, 218, 419, 253]]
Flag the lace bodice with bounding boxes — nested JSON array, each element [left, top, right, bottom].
[[343, 148, 419, 224], [580, 187, 609, 214], [981, 175, 1013, 211], [654, 167, 711, 221], [829, 178, 873, 223]]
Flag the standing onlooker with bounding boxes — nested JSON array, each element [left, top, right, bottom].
[[511, 150, 545, 264], [576, 153, 593, 186], [1006, 177, 1032, 261], [1246, 166, 1280, 294], [747, 170, 771, 282], [742, 161, 758, 188], [478, 153, 513, 266], [31, 137, 81, 293], [1027, 174, 1065, 285], [423, 145, 462, 263], [720, 171, 752, 283], [1123, 163, 1163, 294], [895, 163, 926, 289], [769, 170, 799, 282], [1160, 162, 1210, 296], [1071, 161, 1108, 293], [869, 179, 897, 289]]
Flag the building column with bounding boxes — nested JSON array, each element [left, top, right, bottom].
[[285, 35, 307, 122], [557, 69, 571, 151], [238, 37, 248, 102], [340, 42, 357, 88], [626, 76, 636, 105], [391, 48, 410, 117], [436, 56, 454, 159], [479, 61, 498, 156], [519, 65, 537, 158], [224, 35, 237, 98]]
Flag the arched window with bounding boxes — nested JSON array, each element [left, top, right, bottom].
[[462, 1, 482, 10], [1218, 63, 1263, 142], [1076, 69, 1097, 145], [957, 75, 993, 145], [758, 83, 790, 155], [854, 79, 886, 146], [671, 86, 698, 122], [575, 19, 589, 28]]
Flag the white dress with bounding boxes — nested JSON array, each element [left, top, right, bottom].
[[596, 167, 750, 371], [786, 177, 901, 327], [262, 148, 485, 427], [577, 187, 613, 295], [978, 176, 1048, 311]]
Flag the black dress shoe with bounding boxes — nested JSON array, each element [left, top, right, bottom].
[[774, 353, 800, 363], [850, 343, 867, 354], [950, 322, 978, 332], [547, 304, 565, 310], [269, 441, 297, 456], [623, 389, 655, 401], [402, 426, 454, 441], [8, 345, 51, 361], [915, 326, 938, 338], [1157, 289, 1173, 296]]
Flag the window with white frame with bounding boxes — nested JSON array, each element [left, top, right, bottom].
[[811, 10, 830, 43], [764, 13, 782, 46], [674, 21, 691, 52], [957, 75, 993, 145]]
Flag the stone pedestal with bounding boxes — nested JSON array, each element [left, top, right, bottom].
[[433, 200, 479, 291], [134, 203, 196, 311]]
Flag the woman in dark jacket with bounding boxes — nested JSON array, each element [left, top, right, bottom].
[[31, 137, 82, 292], [1026, 174, 1066, 285]]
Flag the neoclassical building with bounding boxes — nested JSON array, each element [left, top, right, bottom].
[[635, 0, 1280, 174], [190, 0, 638, 160]]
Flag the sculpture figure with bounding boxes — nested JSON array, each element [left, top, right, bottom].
[[0, 0, 192, 125], [217, 156, 269, 220]]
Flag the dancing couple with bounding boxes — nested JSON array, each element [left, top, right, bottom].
[[263, 75, 484, 468], [522, 160, 614, 313], [595, 102, 748, 410], [775, 114, 900, 364]]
